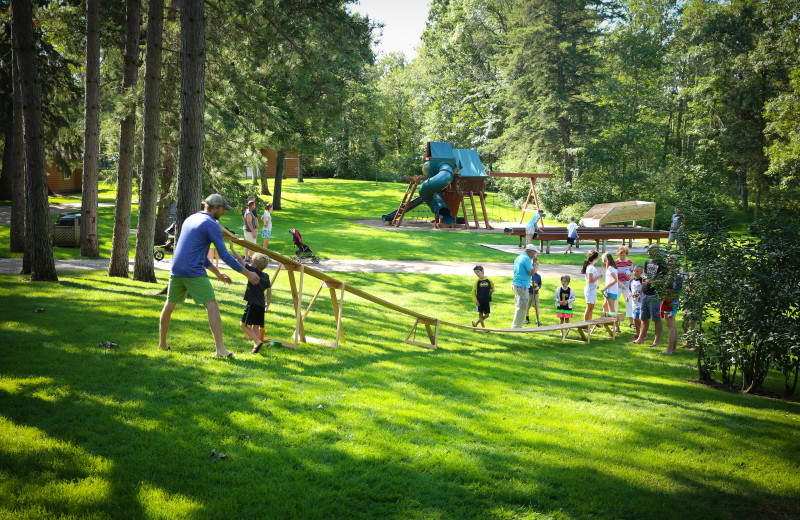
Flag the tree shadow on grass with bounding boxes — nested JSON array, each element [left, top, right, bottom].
[[3, 273, 799, 519], [2, 323, 799, 519]]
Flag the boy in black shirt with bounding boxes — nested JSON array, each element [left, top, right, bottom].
[[471, 266, 495, 329], [229, 243, 272, 353]]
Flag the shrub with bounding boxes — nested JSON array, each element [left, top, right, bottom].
[[555, 202, 592, 224], [681, 207, 800, 395]]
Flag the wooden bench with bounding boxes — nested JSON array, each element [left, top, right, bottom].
[[504, 227, 669, 253], [440, 316, 619, 345], [504, 226, 643, 247]]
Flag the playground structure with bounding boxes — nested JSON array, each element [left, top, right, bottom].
[[580, 201, 656, 229], [383, 142, 553, 230], [223, 228, 617, 349]]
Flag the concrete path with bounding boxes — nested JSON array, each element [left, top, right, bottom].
[[0, 257, 584, 279]]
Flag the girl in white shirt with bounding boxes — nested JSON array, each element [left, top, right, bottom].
[[580, 250, 602, 321], [602, 252, 620, 332], [261, 203, 273, 249]]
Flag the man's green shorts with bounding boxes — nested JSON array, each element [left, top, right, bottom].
[[167, 275, 216, 305]]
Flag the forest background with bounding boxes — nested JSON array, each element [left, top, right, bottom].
[[1, 0, 799, 238]]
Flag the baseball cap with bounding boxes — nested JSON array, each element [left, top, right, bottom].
[[525, 244, 537, 252], [204, 193, 233, 210]]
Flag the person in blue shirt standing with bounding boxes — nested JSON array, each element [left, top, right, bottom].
[[512, 244, 538, 327], [525, 209, 545, 249], [158, 194, 260, 357]]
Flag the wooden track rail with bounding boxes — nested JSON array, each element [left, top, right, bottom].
[[222, 228, 617, 349]]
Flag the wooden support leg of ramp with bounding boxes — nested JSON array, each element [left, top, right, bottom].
[[561, 325, 589, 343], [405, 318, 439, 349], [291, 281, 346, 348], [284, 264, 305, 349]]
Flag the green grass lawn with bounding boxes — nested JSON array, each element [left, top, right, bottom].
[[1, 271, 799, 520], [2, 179, 795, 519], [1, 179, 651, 265]]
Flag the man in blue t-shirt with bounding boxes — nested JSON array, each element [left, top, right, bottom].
[[158, 194, 260, 357], [511, 244, 538, 327]]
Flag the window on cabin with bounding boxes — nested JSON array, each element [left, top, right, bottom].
[[63, 169, 71, 180]]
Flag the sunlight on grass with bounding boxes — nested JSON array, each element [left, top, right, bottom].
[[138, 484, 204, 520], [1, 177, 799, 520]]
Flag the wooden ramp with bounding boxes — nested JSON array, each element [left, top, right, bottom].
[[223, 229, 618, 350]]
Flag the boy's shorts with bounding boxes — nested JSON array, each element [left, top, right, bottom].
[[529, 292, 539, 307], [242, 229, 256, 243], [566, 237, 575, 245], [167, 275, 215, 305], [525, 226, 536, 236], [476, 301, 491, 315], [640, 294, 662, 322], [242, 303, 265, 327], [633, 306, 641, 319], [261, 229, 272, 239]]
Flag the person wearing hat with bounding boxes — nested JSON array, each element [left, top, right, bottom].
[[511, 244, 538, 327], [158, 194, 260, 357]]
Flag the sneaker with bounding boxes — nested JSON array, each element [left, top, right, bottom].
[[536, 320, 542, 327], [524, 318, 530, 325]]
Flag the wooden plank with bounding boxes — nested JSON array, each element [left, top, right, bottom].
[[404, 319, 436, 349], [224, 228, 619, 347], [478, 191, 493, 230], [531, 177, 542, 212], [303, 336, 338, 348], [329, 285, 345, 346], [293, 282, 324, 340], [270, 264, 282, 286], [468, 191, 480, 230], [460, 192, 470, 230]]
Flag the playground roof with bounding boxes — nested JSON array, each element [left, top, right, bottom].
[[426, 142, 488, 178], [453, 148, 488, 178], [427, 142, 454, 159]]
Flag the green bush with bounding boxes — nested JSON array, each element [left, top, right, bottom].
[[681, 207, 800, 395], [555, 202, 592, 224]]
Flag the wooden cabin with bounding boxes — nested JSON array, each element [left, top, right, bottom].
[[244, 148, 299, 179], [46, 165, 83, 194]]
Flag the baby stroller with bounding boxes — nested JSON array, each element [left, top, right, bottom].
[[153, 222, 176, 261], [290, 228, 319, 264]]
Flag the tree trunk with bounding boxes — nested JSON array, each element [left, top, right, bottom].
[[174, 0, 205, 241], [674, 99, 683, 158], [258, 151, 271, 195], [12, 0, 57, 281], [272, 148, 285, 211], [738, 168, 748, 211], [80, 0, 101, 258], [0, 102, 13, 200], [133, 0, 163, 283], [154, 0, 179, 246], [154, 153, 175, 245], [108, 0, 140, 278], [297, 154, 304, 183], [9, 23, 25, 254]]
